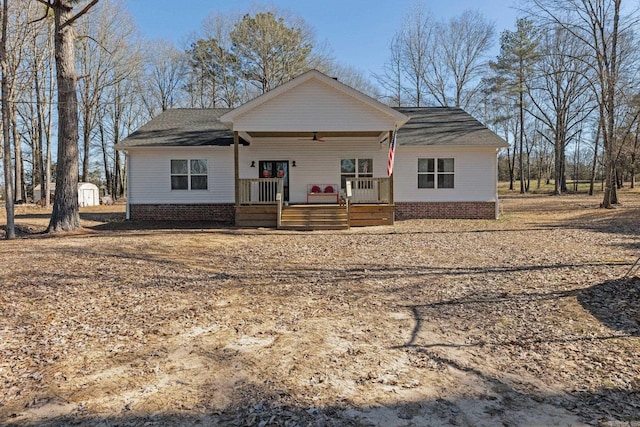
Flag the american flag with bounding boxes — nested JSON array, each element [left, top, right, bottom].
[[387, 129, 397, 177]]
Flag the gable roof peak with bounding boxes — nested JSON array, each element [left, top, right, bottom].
[[220, 69, 408, 128]]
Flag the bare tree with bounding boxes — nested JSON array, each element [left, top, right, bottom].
[[1, 0, 15, 238], [34, 0, 100, 232], [380, 6, 495, 113], [528, 0, 637, 207], [374, 34, 404, 106], [482, 85, 519, 189], [629, 122, 639, 188], [200, 12, 239, 106], [318, 62, 380, 98], [76, 0, 137, 182], [526, 25, 595, 194], [4, 1, 35, 204], [100, 50, 145, 198], [141, 41, 186, 116], [16, 2, 55, 206], [425, 10, 495, 112], [396, 3, 433, 106]]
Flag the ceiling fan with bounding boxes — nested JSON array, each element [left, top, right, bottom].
[[298, 132, 325, 142]]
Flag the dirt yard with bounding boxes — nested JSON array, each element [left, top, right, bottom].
[[0, 192, 639, 426]]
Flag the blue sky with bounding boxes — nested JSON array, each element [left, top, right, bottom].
[[124, 0, 521, 78]]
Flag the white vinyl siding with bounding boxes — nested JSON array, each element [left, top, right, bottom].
[[394, 146, 498, 203], [232, 79, 397, 132], [127, 144, 499, 206], [127, 147, 234, 204]]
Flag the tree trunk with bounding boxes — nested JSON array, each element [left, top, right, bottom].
[[82, 105, 91, 182], [600, 1, 621, 209], [611, 169, 618, 204], [602, 149, 615, 208], [34, 36, 45, 204], [589, 118, 601, 196], [525, 145, 531, 192], [45, 123, 52, 206], [537, 153, 542, 189], [48, 0, 81, 232], [560, 139, 567, 193], [554, 137, 562, 195], [11, 106, 25, 202], [98, 121, 112, 194], [631, 131, 638, 189], [44, 20, 55, 207], [34, 106, 44, 204], [519, 88, 525, 194], [1, 0, 15, 238], [114, 149, 124, 199], [506, 123, 515, 191]]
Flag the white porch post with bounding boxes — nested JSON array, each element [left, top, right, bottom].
[[389, 130, 394, 205], [125, 151, 130, 220], [234, 131, 239, 206]]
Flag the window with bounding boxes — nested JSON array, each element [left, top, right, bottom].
[[341, 158, 373, 189], [418, 158, 454, 189], [171, 159, 208, 190]]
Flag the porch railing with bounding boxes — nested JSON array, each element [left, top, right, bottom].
[[238, 177, 390, 205], [238, 178, 282, 205], [346, 177, 391, 204]]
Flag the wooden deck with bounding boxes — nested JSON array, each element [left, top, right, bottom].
[[235, 205, 278, 227], [349, 205, 394, 227], [235, 204, 394, 229]]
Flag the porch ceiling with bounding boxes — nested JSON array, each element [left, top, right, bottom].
[[246, 131, 386, 139]]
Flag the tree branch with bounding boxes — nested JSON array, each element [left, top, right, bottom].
[[30, 0, 53, 25], [63, 0, 100, 29], [76, 34, 113, 55]]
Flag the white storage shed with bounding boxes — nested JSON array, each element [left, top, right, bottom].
[[33, 182, 100, 207]]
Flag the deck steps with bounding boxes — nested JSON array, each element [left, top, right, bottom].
[[279, 205, 349, 230]]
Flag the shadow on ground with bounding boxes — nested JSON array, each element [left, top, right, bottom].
[[542, 203, 640, 242], [578, 277, 640, 336], [3, 377, 637, 426], [88, 219, 234, 232]]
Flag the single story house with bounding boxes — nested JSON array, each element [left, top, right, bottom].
[[116, 70, 507, 229]]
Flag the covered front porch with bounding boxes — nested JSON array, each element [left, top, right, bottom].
[[234, 177, 394, 229], [218, 70, 409, 229]]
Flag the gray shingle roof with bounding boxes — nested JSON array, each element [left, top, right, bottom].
[[116, 106, 507, 149], [395, 107, 508, 147], [115, 108, 242, 149]]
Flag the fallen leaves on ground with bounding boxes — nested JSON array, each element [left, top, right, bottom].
[[0, 192, 639, 426]]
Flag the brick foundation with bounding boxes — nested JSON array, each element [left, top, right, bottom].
[[129, 201, 498, 224], [129, 204, 235, 223], [395, 201, 497, 220]]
